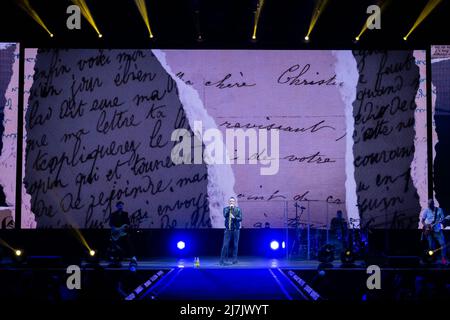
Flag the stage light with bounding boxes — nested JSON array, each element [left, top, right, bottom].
[[0, 238, 25, 262], [270, 259, 278, 268], [355, 36, 360, 41], [72, 0, 102, 38], [134, 0, 154, 39], [85, 248, 100, 266], [50, 33, 54, 38], [310, 268, 327, 288], [194, 9, 203, 42], [318, 244, 334, 264], [177, 259, 187, 268], [68, 225, 95, 259], [281, 241, 286, 249], [18, 0, 54, 37], [12, 249, 26, 264], [270, 241, 279, 250], [177, 241, 186, 250], [341, 249, 356, 266], [251, 0, 265, 41], [304, 0, 329, 42], [403, 0, 442, 41], [422, 249, 437, 264]]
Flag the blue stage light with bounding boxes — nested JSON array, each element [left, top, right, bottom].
[[281, 241, 286, 249], [177, 241, 186, 250], [270, 241, 279, 250]]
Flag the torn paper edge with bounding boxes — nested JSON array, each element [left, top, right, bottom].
[[0, 44, 18, 222], [412, 50, 428, 226], [332, 50, 359, 228], [431, 58, 450, 63], [430, 60, 441, 209], [0, 43, 15, 50], [21, 48, 37, 229], [153, 49, 236, 228]]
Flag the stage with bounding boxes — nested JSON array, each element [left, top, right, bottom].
[[1, 256, 450, 301], [83, 256, 359, 270]]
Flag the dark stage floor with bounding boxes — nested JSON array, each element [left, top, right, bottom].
[[2, 256, 450, 301]]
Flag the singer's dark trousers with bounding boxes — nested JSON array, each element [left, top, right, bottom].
[[220, 229, 240, 263]]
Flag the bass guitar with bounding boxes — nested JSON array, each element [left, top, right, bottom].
[[111, 224, 129, 241]]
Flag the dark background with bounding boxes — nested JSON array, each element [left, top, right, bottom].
[[0, 0, 449, 48]]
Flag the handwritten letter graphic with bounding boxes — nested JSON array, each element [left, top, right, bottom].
[[22, 49, 426, 229]]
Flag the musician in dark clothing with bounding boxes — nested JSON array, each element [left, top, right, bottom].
[[330, 210, 348, 255], [421, 199, 447, 265], [110, 201, 130, 229], [108, 201, 137, 268], [220, 197, 242, 265]]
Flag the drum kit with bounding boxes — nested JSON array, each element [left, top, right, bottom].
[[289, 208, 369, 260]]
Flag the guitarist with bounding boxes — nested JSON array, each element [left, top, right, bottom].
[[109, 201, 137, 268], [421, 199, 447, 265]]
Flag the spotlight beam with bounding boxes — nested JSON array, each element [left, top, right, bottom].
[[305, 0, 329, 40], [0, 237, 15, 251], [70, 225, 94, 253], [252, 0, 265, 40], [404, 0, 442, 40], [0, 237, 22, 255], [27, 145, 96, 255], [430, 242, 448, 254], [45, 187, 94, 253], [134, 0, 154, 38], [18, 0, 53, 37], [36, 179, 94, 254], [355, 0, 390, 41], [72, 0, 102, 37]]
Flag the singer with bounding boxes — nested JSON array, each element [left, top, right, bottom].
[[220, 197, 242, 265]]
